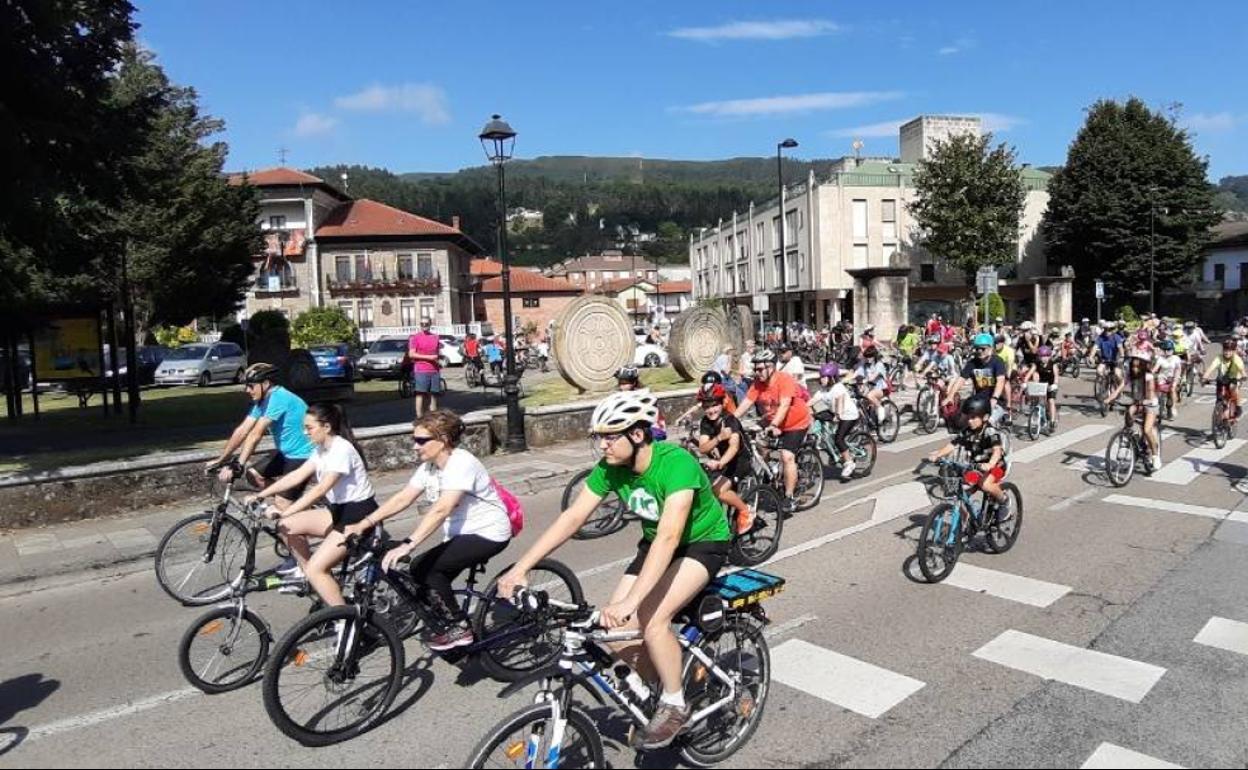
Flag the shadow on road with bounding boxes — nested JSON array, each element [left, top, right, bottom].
[[0, 672, 59, 758]]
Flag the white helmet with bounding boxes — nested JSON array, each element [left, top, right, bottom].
[[590, 389, 659, 434], [753, 349, 777, 364]]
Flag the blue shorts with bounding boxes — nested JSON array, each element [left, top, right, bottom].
[[412, 371, 444, 394]]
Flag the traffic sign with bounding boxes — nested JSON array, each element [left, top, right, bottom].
[[976, 267, 999, 296], [1095, 280, 1105, 300], [752, 295, 770, 312]]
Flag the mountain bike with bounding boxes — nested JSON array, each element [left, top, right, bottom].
[[808, 410, 877, 479], [1209, 377, 1241, 449], [743, 425, 824, 512], [851, 381, 900, 444], [914, 459, 1023, 583], [1104, 406, 1160, 486]]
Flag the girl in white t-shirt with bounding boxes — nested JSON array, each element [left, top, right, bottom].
[[248, 403, 376, 607], [345, 410, 511, 651]]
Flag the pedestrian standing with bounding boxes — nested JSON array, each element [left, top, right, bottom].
[[408, 318, 443, 417]]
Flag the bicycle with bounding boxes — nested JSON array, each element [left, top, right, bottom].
[[1209, 377, 1241, 449], [743, 425, 824, 512], [1021, 380, 1057, 440], [465, 574, 780, 768], [1093, 362, 1124, 417], [808, 409, 877, 479], [464, 357, 484, 388], [154, 459, 290, 606], [1104, 406, 1160, 486], [261, 532, 584, 746], [851, 381, 900, 444], [912, 373, 946, 434], [914, 459, 1023, 583]]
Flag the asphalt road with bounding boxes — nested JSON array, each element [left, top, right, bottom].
[[2, 371, 1247, 768]]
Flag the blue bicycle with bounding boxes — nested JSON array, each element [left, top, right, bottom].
[[915, 459, 1023, 583]]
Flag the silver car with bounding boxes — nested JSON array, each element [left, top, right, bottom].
[[358, 336, 409, 380], [154, 342, 247, 387]]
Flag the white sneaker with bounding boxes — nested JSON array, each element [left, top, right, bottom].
[[840, 460, 856, 480], [1153, 455, 1163, 469], [876, 407, 886, 422], [275, 556, 300, 576], [281, 565, 305, 582]]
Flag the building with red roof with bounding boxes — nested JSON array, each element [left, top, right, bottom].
[[478, 272, 584, 333]]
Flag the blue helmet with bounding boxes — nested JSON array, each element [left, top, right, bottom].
[[972, 332, 995, 347]]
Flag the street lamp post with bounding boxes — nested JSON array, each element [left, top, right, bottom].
[[776, 139, 798, 343], [479, 114, 526, 452]]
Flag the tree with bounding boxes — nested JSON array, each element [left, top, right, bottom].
[[1042, 98, 1221, 309], [290, 306, 357, 348], [909, 133, 1027, 283]]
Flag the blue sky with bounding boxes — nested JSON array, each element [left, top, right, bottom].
[[135, 1, 1248, 179]]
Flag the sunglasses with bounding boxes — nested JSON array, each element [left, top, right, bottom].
[[590, 431, 627, 445], [412, 435, 438, 446]]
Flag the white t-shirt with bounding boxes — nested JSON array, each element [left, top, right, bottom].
[[312, 436, 374, 505], [781, 357, 805, 378], [830, 382, 860, 421], [408, 448, 511, 543]]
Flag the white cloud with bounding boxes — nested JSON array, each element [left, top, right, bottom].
[[938, 46, 960, 55], [334, 83, 451, 124], [977, 112, 1026, 132], [827, 112, 1025, 139], [293, 112, 338, 138], [676, 91, 904, 118], [937, 36, 976, 55], [1183, 112, 1238, 133], [668, 19, 838, 42]]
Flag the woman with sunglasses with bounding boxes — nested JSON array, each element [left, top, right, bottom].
[[343, 410, 512, 651]]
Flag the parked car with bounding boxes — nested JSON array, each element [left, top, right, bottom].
[[358, 336, 408, 380], [154, 342, 246, 387], [438, 335, 464, 366], [310, 343, 357, 381], [634, 342, 668, 368], [103, 345, 167, 386]]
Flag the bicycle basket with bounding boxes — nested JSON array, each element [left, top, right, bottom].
[[1025, 382, 1050, 397], [706, 569, 786, 610]]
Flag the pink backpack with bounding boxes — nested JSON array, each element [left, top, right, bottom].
[[491, 479, 524, 537]]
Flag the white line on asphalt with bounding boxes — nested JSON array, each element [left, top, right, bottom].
[[1102, 494, 1234, 521], [771, 638, 925, 719], [1010, 424, 1112, 464], [1193, 616, 1248, 657], [764, 613, 818, 640], [27, 688, 199, 742], [1081, 742, 1184, 769], [943, 563, 1071, 608], [881, 431, 949, 454], [972, 630, 1166, 703], [1148, 439, 1247, 485], [1194, 395, 1216, 405], [1049, 488, 1100, 511]]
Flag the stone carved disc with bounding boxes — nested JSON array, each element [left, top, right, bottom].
[[726, 305, 753, 352], [669, 307, 729, 381], [552, 296, 636, 392]]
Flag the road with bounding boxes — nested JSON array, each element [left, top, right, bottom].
[[2, 372, 1247, 768]]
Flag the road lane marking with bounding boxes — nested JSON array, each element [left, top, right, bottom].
[[1049, 488, 1099, 511], [1011, 424, 1113, 464], [764, 613, 818, 640], [1103, 494, 1233, 521], [973, 630, 1166, 703], [1081, 742, 1184, 769], [771, 639, 925, 718], [881, 432, 949, 454], [944, 563, 1071, 608], [27, 688, 199, 742], [1148, 439, 1247, 485], [1194, 616, 1248, 657]]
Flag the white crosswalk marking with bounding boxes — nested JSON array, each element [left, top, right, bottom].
[[1081, 743, 1184, 769], [771, 639, 925, 718], [881, 431, 950, 453], [973, 630, 1166, 703], [1194, 616, 1248, 656], [1148, 439, 1247, 484], [1102, 494, 1233, 521], [1010, 424, 1112, 464], [944, 563, 1071, 607]]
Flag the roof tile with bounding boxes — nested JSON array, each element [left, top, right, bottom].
[[316, 199, 460, 239], [481, 272, 582, 293]]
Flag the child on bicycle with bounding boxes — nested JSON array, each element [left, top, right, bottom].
[[1021, 345, 1059, 434], [927, 394, 1011, 522], [1203, 339, 1246, 425], [1125, 350, 1162, 470], [853, 346, 889, 424], [694, 384, 756, 533], [1153, 339, 1183, 411], [809, 362, 861, 480]]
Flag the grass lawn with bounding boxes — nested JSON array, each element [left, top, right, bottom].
[[521, 367, 694, 408]]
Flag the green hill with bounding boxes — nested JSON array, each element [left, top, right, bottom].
[[398, 155, 835, 186]]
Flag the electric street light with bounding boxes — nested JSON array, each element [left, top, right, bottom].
[[777, 138, 798, 343]]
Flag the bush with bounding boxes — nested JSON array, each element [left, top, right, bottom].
[[247, 310, 289, 340], [975, 293, 1006, 323], [290, 306, 357, 348], [153, 325, 198, 347], [1116, 305, 1139, 324], [220, 323, 246, 349]]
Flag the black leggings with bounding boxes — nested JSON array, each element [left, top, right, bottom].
[[409, 535, 509, 625], [834, 417, 858, 454]]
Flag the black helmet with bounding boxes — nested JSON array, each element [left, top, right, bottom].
[[961, 394, 992, 418], [994, 334, 1006, 344], [614, 366, 640, 383], [700, 371, 723, 386], [243, 362, 279, 384]]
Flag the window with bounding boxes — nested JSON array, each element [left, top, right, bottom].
[[882, 200, 898, 240], [417, 252, 434, 279], [853, 245, 868, 269], [269, 215, 286, 230], [756, 222, 765, 255], [737, 230, 747, 259], [357, 300, 373, 329], [523, 297, 540, 308], [726, 266, 735, 294], [258, 259, 295, 291], [852, 200, 868, 241], [738, 265, 749, 293], [772, 216, 781, 250], [883, 243, 898, 265], [774, 254, 783, 288], [1215, 263, 1227, 283], [354, 254, 371, 282], [589, 271, 598, 280], [337, 300, 354, 322], [725, 235, 734, 264], [920, 263, 936, 282], [757, 259, 766, 291], [397, 254, 414, 280], [787, 253, 798, 288], [784, 209, 798, 242], [335, 256, 351, 282], [400, 299, 417, 326], [419, 298, 435, 320]]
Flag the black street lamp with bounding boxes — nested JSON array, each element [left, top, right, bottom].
[[777, 138, 798, 343], [479, 114, 526, 451]]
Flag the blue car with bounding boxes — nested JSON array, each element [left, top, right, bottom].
[[310, 343, 356, 381]]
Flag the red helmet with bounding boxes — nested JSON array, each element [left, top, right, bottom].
[[700, 384, 727, 404]]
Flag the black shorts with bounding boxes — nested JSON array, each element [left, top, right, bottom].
[[257, 452, 310, 500], [625, 538, 730, 578], [778, 428, 807, 454], [327, 498, 378, 530], [708, 458, 752, 485]]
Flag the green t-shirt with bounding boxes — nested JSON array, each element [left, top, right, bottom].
[[899, 332, 921, 356], [586, 442, 731, 545]]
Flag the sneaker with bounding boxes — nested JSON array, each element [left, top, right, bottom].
[[1153, 455, 1163, 470], [275, 556, 300, 577], [995, 497, 1013, 524], [876, 407, 886, 423], [278, 578, 308, 595], [635, 702, 692, 750], [427, 624, 475, 652], [782, 498, 797, 515], [734, 508, 756, 535], [840, 460, 856, 480]]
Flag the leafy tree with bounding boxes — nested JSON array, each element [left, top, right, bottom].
[[1042, 98, 1221, 310], [290, 306, 357, 348], [220, 323, 246, 349], [909, 133, 1027, 283], [153, 325, 197, 347]]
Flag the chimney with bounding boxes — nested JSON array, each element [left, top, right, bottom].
[[452, 215, 461, 230]]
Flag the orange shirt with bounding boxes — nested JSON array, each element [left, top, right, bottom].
[[746, 372, 812, 432]]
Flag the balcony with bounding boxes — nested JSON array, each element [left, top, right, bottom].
[[252, 275, 299, 298], [326, 270, 442, 296]]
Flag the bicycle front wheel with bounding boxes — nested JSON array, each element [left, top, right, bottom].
[[474, 559, 585, 683], [793, 447, 825, 511], [262, 607, 404, 746], [730, 483, 784, 566], [155, 512, 250, 606], [1027, 405, 1042, 441], [1212, 403, 1230, 449], [848, 430, 877, 478], [179, 605, 270, 694], [679, 616, 772, 767], [983, 482, 1024, 554], [877, 400, 901, 444], [917, 503, 963, 583], [465, 702, 604, 769], [1104, 430, 1136, 487]]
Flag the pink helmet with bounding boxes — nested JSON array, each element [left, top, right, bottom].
[[1136, 329, 1150, 342]]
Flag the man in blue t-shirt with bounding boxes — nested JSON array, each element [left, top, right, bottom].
[[205, 362, 314, 506], [945, 332, 1008, 425], [1095, 321, 1126, 405]]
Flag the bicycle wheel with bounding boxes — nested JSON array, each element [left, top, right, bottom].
[[730, 484, 783, 566], [1213, 403, 1230, 449], [474, 559, 584, 683], [678, 615, 771, 766], [564, 468, 627, 540], [917, 503, 963, 583], [983, 482, 1024, 554], [179, 605, 270, 694], [262, 607, 404, 746], [465, 702, 604, 769], [373, 573, 421, 639], [915, 389, 934, 434], [1027, 404, 1042, 441], [877, 400, 901, 444], [848, 430, 877, 478], [1069, 358, 1081, 379], [1104, 430, 1136, 487], [154, 512, 250, 606], [793, 447, 825, 511]]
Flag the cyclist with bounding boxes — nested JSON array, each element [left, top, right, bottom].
[[859, 325, 878, 354], [618, 366, 668, 439], [1124, 348, 1162, 469], [1169, 329, 1188, 402], [897, 325, 922, 388], [1016, 321, 1042, 367], [853, 345, 890, 426], [928, 394, 1011, 522], [1096, 322, 1127, 408], [1021, 345, 1059, 434], [1154, 339, 1183, 412], [694, 384, 756, 533], [993, 334, 1018, 416], [1203, 339, 1246, 428], [483, 337, 503, 378], [1074, 317, 1093, 348], [674, 371, 736, 427], [809, 363, 860, 480], [916, 337, 958, 383], [946, 332, 1008, 427], [1059, 332, 1078, 371], [247, 403, 376, 603], [734, 349, 812, 513], [498, 391, 732, 749], [1184, 320, 1210, 361], [349, 410, 513, 651], [779, 344, 806, 378], [462, 332, 483, 378]]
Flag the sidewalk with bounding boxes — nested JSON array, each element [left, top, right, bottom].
[[0, 439, 591, 590]]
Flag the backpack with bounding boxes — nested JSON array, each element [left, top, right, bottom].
[[491, 479, 525, 537]]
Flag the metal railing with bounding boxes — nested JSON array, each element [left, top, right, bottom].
[[359, 322, 494, 344]]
